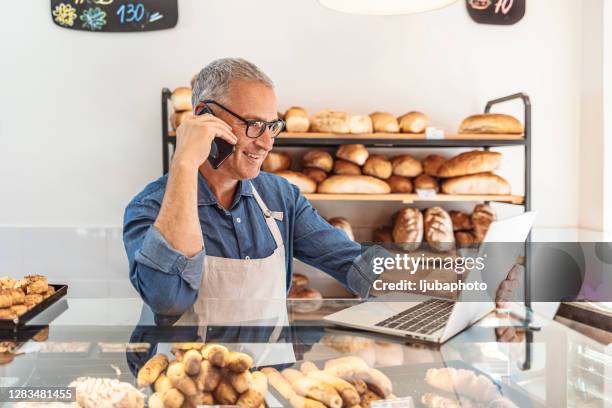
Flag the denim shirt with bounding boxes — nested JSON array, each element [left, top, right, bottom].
[[123, 171, 379, 316]]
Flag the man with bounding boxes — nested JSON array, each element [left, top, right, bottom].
[[123, 58, 377, 317]]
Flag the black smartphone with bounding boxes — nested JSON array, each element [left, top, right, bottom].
[[195, 105, 236, 169]]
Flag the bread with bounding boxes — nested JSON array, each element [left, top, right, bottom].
[[387, 175, 413, 193], [303, 150, 334, 172], [472, 204, 496, 243], [459, 113, 523, 134], [391, 155, 423, 177], [441, 173, 511, 195], [275, 171, 317, 193], [171, 87, 192, 111], [370, 112, 399, 133], [423, 154, 446, 177], [170, 111, 194, 130], [328, 217, 354, 241], [311, 110, 351, 134], [262, 151, 291, 172], [362, 155, 392, 179], [424, 207, 455, 252], [288, 287, 323, 313], [317, 176, 390, 194], [455, 231, 476, 248], [348, 115, 373, 134], [372, 226, 393, 243], [398, 111, 429, 133], [449, 211, 473, 231], [284, 107, 310, 132], [336, 144, 369, 166], [333, 160, 361, 176], [303, 168, 328, 184], [392, 208, 423, 251], [414, 174, 439, 192], [437, 151, 502, 178], [291, 274, 309, 288]]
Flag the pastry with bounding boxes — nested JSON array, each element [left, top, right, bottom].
[[441, 173, 511, 195], [0, 277, 16, 290], [471, 204, 496, 243], [311, 110, 351, 133], [336, 144, 369, 166], [459, 113, 523, 134], [303, 150, 333, 172], [392, 208, 423, 251], [449, 210, 473, 231], [303, 168, 328, 184], [171, 87, 192, 112], [398, 111, 429, 133], [362, 155, 392, 179], [370, 112, 399, 133], [437, 151, 502, 178], [414, 174, 439, 192], [387, 175, 413, 193], [284, 107, 310, 132], [328, 217, 355, 241], [424, 207, 455, 252], [317, 176, 391, 194], [333, 160, 362, 176], [423, 154, 446, 177], [391, 154, 423, 177], [262, 151, 291, 172], [275, 171, 317, 193]]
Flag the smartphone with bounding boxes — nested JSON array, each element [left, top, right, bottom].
[[195, 105, 236, 169]]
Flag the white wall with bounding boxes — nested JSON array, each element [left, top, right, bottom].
[[1, 0, 582, 228]]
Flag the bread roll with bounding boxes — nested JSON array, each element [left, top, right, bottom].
[[288, 287, 323, 313], [336, 144, 369, 166], [387, 175, 413, 193], [328, 217, 354, 241], [373, 226, 393, 243], [414, 174, 439, 192], [333, 160, 362, 176], [303, 168, 328, 184], [362, 155, 392, 179], [285, 107, 310, 132], [370, 112, 399, 133], [423, 154, 446, 177], [288, 286, 323, 301], [311, 110, 351, 133], [170, 111, 194, 130], [449, 210, 473, 231], [398, 111, 429, 133], [437, 151, 502, 178], [391, 155, 423, 177], [291, 274, 309, 288], [455, 231, 476, 248], [459, 113, 523, 134], [262, 151, 292, 172], [472, 204, 496, 243], [317, 176, 390, 194], [303, 150, 334, 172], [441, 173, 511, 195], [349, 115, 373, 134], [276, 171, 317, 193], [392, 208, 423, 251], [172, 87, 192, 111], [424, 207, 455, 252]]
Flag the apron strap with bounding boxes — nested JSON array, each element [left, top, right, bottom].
[[250, 183, 284, 249]]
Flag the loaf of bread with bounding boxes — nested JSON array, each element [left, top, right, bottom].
[[423, 154, 446, 177], [455, 231, 476, 248], [311, 110, 351, 133], [172, 87, 192, 111], [349, 115, 373, 134], [303, 168, 328, 184], [391, 154, 422, 177], [170, 111, 194, 130], [362, 155, 392, 179], [387, 175, 413, 193], [398, 111, 429, 133], [262, 151, 291, 172], [459, 113, 523, 134], [392, 208, 423, 251], [284, 107, 310, 132], [328, 217, 355, 241], [317, 175, 391, 194], [373, 226, 393, 243], [336, 144, 369, 166], [414, 174, 439, 192], [441, 173, 511, 195], [275, 171, 317, 193], [292, 273, 309, 288], [472, 204, 496, 243], [424, 207, 455, 252], [333, 160, 362, 176], [449, 210, 473, 231], [303, 150, 334, 172], [370, 112, 400, 133], [437, 151, 502, 178]]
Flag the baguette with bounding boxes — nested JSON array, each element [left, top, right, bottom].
[[276, 171, 318, 193], [300, 361, 320, 374], [289, 395, 327, 408], [317, 175, 391, 194], [441, 173, 511, 195], [262, 367, 296, 399], [137, 354, 168, 387], [459, 113, 523, 134], [437, 151, 501, 178], [291, 377, 343, 408], [307, 371, 360, 406]]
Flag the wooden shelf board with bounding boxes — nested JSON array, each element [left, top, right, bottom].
[[303, 193, 524, 204]]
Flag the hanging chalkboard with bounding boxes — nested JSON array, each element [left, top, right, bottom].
[[466, 0, 525, 25], [50, 0, 178, 32]]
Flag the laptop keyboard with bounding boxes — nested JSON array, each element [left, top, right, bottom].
[[374, 299, 455, 335]]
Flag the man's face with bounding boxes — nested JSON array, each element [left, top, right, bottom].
[[211, 80, 278, 180]]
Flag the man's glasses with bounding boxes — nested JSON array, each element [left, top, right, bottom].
[[201, 100, 285, 139]]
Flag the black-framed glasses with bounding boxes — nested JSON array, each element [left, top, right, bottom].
[[201, 99, 285, 139]]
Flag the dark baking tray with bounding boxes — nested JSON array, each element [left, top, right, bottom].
[[0, 284, 68, 329]]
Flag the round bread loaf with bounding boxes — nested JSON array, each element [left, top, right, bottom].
[[437, 151, 502, 178], [288, 286, 323, 313], [387, 175, 413, 193], [424, 207, 455, 252], [449, 210, 473, 231], [423, 154, 446, 177], [333, 160, 362, 176], [459, 113, 523, 134], [291, 273, 309, 288], [171, 87, 192, 111], [302, 150, 333, 172], [472, 204, 496, 243], [455, 231, 476, 247], [370, 112, 399, 133], [398, 111, 429, 133], [414, 174, 439, 192], [392, 208, 423, 251], [284, 107, 310, 132], [303, 168, 328, 184], [362, 155, 392, 179], [328, 217, 355, 241], [275, 171, 317, 193], [349, 114, 373, 134], [336, 144, 369, 166], [317, 175, 391, 194], [391, 154, 423, 177], [170, 111, 194, 130], [262, 151, 291, 172], [372, 226, 393, 243], [311, 110, 351, 133], [441, 173, 511, 195]]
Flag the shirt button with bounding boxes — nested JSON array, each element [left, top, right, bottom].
[[245, 255, 250, 260], [236, 217, 241, 223]]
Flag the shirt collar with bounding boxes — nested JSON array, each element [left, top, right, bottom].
[[197, 171, 254, 206]]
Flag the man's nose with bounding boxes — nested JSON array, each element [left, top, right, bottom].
[[254, 128, 275, 151]]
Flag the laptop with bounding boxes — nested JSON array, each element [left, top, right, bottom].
[[324, 211, 536, 344]]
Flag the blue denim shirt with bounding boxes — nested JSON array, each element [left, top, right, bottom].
[[123, 171, 379, 316]]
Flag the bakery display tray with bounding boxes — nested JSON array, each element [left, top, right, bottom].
[[0, 284, 68, 329]]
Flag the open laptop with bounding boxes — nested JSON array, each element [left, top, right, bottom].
[[324, 211, 536, 344]]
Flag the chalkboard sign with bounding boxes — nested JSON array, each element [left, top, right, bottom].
[[50, 0, 178, 32], [466, 0, 525, 25]]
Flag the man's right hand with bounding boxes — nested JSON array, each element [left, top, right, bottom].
[[173, 113, 238, 168]]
